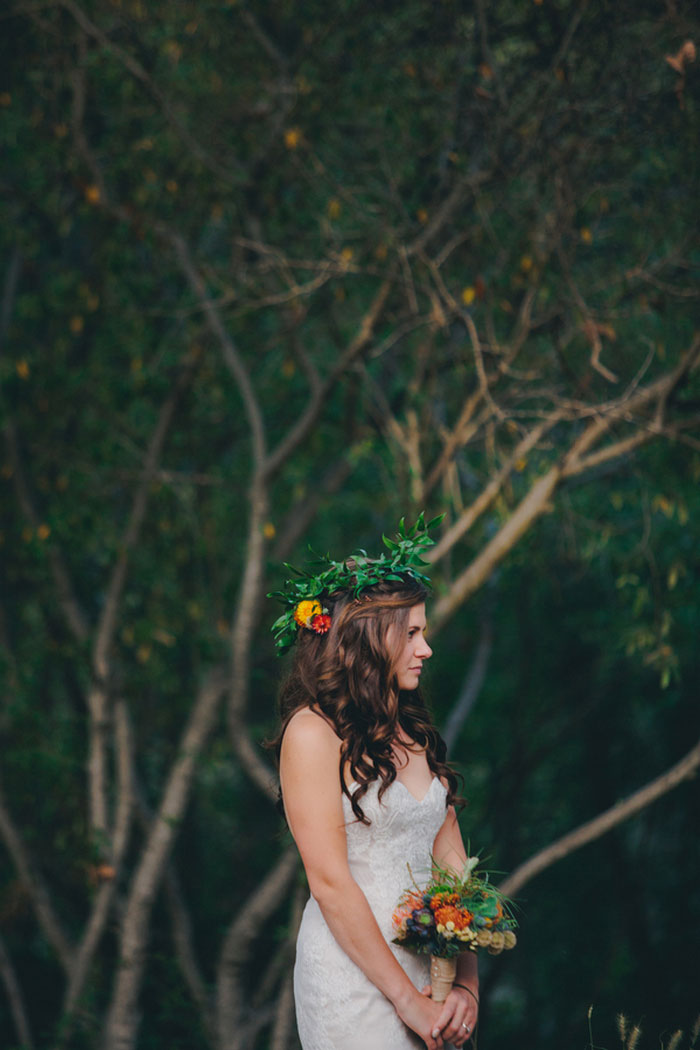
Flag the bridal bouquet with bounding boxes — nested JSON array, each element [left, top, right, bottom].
[[392, 858, 517, 1001]]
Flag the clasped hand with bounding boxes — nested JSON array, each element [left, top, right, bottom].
[[398, 984, 478, 1050]]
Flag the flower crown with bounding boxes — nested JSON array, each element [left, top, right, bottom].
[[268, 513, 443, 654]]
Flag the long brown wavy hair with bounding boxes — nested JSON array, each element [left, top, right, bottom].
[[271, 574, 463, 824]]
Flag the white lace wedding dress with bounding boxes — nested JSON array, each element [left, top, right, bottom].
[[294, 776, 448, 1050]]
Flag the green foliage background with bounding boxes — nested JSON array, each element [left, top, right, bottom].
[[1, 1, 699, 1048]]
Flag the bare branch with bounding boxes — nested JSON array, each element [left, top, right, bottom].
[[61, 699, 134, 1026], [101, 668, 227, 1050], [500, 736, 700, 899], [431, 342, 700, 630], [0, 774, 75, 974], [86, 351, 200, 840], [556, 242, 619, 383], [163, 869, 216, 1044], [562, 429, 654, 478], [216, 847, 299, 1050], [406, 179, 478, 259], [170, 232, 267, 469], [268, 884, 306, 1050], [238, 7, 288, 68], [61, 0, 241, 181], [423, 251, 505, 420], [92, 352, 202, 683], [272, 454, 354, 563], [442, 608, 494, 753], [428, 413, 563, 564], [423, 392, 487, 499], [432, 463, 562, 632], [0, 930, 34, 1049], [475, 0, 508, 108], [268, 970, 296, 1050], [263, 272, 395, 480], [130, 775, 215, 1043], [167, 236, 277, 800]]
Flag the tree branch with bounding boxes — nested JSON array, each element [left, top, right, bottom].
[[61, 0, 241, 181], [216, 847, 299, 1050], [0, 774, 75, 974], [499, 736, 700, 899], [130, 775, 215, 1044], [101, 668, 227, 1050], [163, 867, 216, 1045], [169, 232, 267, 470], [442, 607, 494, 753], [428, 413, 562, 565], [263, 272, 396, 480], [431, 343, 700, 630], [268, 883, 306, 1050], [0, 929, 34, 1050], [86, 351, 199, 840], [61, 699, 134, 1027]]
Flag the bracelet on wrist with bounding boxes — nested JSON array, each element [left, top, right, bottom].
[[453, 983, 479, 1006]]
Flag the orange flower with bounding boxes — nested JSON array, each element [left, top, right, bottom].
[[434, 904, 473, 931], [429, 892, 459, 910]]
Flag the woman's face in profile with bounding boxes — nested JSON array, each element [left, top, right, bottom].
[[388, 602, 433, 691]]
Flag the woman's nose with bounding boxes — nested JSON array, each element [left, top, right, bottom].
[[417, 637, 432, 659]]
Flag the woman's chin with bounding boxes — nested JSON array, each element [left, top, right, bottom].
[[398, 674, 421, 691]]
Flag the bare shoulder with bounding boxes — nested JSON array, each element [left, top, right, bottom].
[[280, 708, 343, 823], [280, 707, 341, 769]]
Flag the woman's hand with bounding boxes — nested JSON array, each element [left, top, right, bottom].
[[394, 986, 446, 1050], [427, 984, 479, 1047]]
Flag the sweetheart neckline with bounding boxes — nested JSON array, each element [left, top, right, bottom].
[[345, 776, 444, 805]]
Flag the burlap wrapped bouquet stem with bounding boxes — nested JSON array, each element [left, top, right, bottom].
[[429, 955, 457, 1002]]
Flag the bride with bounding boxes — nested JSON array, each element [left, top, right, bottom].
[[271, 520, 479, 1049]]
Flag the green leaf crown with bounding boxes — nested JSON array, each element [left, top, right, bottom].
[[268, 513, 444, 653]]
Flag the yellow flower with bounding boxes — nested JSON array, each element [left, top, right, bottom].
[[294, 600, 322, 627], [580, 226, 593, 244], [461, 286, 476, 305]]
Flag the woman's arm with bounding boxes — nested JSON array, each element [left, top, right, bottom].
[[429, 804, 479, 1047], [280, 709, 446, 1050]]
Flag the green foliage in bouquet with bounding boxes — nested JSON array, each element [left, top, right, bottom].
[[392, 857, 518, 960]]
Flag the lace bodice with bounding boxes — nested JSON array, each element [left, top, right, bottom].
[[343, 777, 447, 940], [294, 776, 448, 1050]]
